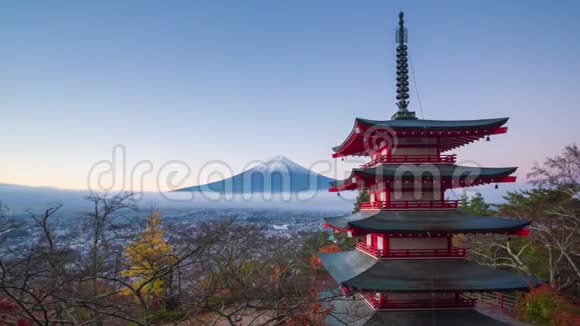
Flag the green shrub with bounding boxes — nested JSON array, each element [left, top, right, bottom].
[[148, 309, 186, 324], [518, 285, 560, 325]]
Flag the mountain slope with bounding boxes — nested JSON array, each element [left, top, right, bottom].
[[175, 156, 335, 193]]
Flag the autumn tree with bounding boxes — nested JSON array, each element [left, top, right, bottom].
[[282, 288, 333, 326], [85, 210, 205, 326], [516, 284, 580, 325], [524, 144, 579, 293], [171, 219, 332, 326], [121, 210, 176, 304], [470, 145, 580, 296]]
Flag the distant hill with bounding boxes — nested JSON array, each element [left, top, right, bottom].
[[175, 156, 336, 193]]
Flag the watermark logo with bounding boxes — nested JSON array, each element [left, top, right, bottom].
[[87, 146, 343, 202], [87, 145, 496, 203]]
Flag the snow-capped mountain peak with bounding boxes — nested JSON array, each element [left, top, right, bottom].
[[252, 156, 308, 173], [175, 156, 335, 193]]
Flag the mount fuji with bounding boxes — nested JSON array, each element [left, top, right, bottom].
[[175, 156, 336, 193]]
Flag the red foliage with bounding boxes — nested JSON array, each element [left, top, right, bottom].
[[310, 244, 342, 269], [283, 288, 333, 325], [517, 285, 580, 326], [555, 311, 580, 326], [0, 298, 33, 326], [318, 244, 342, 253], [272, 264, 289, 284], [17, 320, 34, 326]]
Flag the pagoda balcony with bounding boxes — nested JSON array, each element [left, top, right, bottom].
[[354, 240, 468, 259], [360, 154, 457, 168], [361, 292, 476, 310], [359, 199, 459, 210]]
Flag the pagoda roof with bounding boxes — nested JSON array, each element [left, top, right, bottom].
[[356, 117, 508, 130], [325, 210, 531, 234], [332, 117, 509, 157], [325, 300, 508, 326], [361, 310, 508, 326], [319, 250, 539, 292], [321, 287, 508, 325], [329, 164, 517, 192]]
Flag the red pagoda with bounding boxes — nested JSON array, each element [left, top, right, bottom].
[[320, 12, 539, 325]]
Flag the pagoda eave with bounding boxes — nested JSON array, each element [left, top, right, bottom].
[[323, 210, 532, 236], [332, 118, 509, 158], [324, 298, 510, 326], [319, 251, 540, 293], [329, 175, 517, 192], [325, 225, 531, 238]]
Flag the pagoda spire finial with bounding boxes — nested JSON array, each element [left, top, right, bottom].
[[392, 11, 417, 120]]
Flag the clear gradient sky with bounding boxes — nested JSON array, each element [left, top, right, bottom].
[[1, 1, 579, 192]]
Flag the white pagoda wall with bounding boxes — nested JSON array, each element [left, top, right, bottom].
[[390, 146, 438, 156], [390, 189, 442, 201], [384, 292, 456, 300], [389, 237, 447, 250]]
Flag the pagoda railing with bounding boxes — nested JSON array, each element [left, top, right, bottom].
[[355, 241, 381, 256], [362, 292, 381, 309], [387, 248, 468, 258], [361, 154, 456, 168], [359, 200, 459, 210], [465, 292, 517, 312], [362, 293, 476, 310], [355, 241, 468, 258]]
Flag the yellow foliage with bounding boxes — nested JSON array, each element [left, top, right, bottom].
[[120, 211, 176, 300]]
